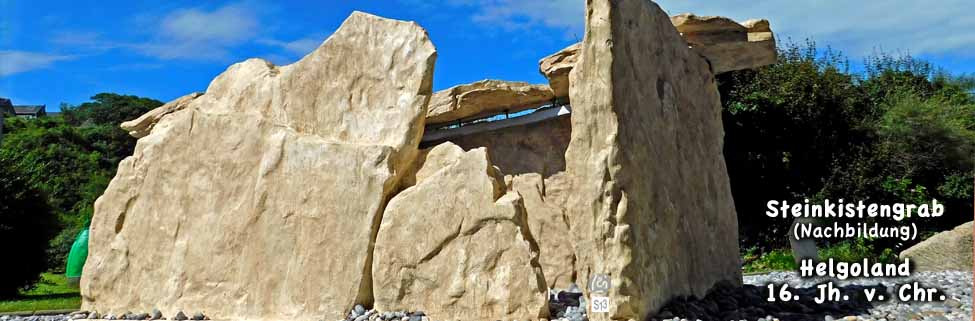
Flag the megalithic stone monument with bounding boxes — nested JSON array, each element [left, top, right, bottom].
[[83, 1, 775, 320]]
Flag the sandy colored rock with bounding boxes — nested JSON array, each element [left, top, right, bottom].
[[694, 36, 777, 74], [741, 19, 771, 32], [120, 92, 202, 138], [424, 114, 575, 288], [510, 173, 576, 289], [564, 0, 740, 320], [426, 80, 555, 125], [372, 142, 548, 320], [539, 43, 581, 98], [671, 13, 747, 45], [900, 222, 974, 271], [538, 14, 775, 97], [81, 11, 436, 321], [671, 14, 776, 73]]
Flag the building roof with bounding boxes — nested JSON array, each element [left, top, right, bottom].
[[13, 105, 45, 115], [0, 98, 12, 115]]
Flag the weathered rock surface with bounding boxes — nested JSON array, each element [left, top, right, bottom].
[[539, 14, 776, 94], [426, 80, 554, 125], [539, 43, 581, 98], [900, 221, 974, 271], [564, 0, 740, 320], [81, 11, 436, 321], [671, 13, 776, 73], [372, 142, 548, 320], [509, 173, 576, 289], [742, 19, 771, 33], [424, 112, 576, 289], [120, 93, 202, 138], [690, 34, 776, 74], [671, 13, 747, 45]]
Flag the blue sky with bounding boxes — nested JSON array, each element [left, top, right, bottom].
[[1, 0, 973, 111]]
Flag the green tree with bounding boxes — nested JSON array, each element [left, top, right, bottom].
[[717, 41, 872, 249], [1, 93, 161, 269], [61, 93, 163, 164], [0, 156, 58, 298], [719, 41, 975, 253]]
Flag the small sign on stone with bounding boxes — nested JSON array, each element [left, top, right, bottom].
[[590, 296, 611, 313], [589, 273, 611, 294]]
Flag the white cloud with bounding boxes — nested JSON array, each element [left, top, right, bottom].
[[51, 31, 123, 52], [257, 37, 323, 56], [655, 0, 975, 57], [445, 0, 583, 37], [46, 2, 320, 62], [137, 3, 261, 60], [0, 51, 74, 77], [160, 4, 258, 45], [445, 0, 975, 58]]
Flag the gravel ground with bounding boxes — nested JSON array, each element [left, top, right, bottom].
[[740, 270, 972, 321], [2, 271, 968, 321], [0, 315, 71, 321]]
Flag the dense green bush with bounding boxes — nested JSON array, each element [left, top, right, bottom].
[[720, 41, 975, 255], [743, 240, 900, 273], [0, 156, 58, 298], [819, 239, 898, 264], [719, 41, 873, 249], [742, 248, 797, 273], [0, 93, 161, 270]]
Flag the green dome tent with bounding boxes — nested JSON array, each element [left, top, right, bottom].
[[65, 229, 89, 288]]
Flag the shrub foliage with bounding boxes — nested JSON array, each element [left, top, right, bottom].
[[0, 157, 58, 298], [719, 40, 975, 255]]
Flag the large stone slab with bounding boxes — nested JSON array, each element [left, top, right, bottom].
[[81, 11, 436, 321], [564, 1, 741, 320], [426, 80, 554, 125], [670, 13, 747, 45], [372, 143, 548, 320], [539, 14, 776, 95], [539, 43, 581, 98], [900, 222, 974, 271], [671, 13, 776, 73]]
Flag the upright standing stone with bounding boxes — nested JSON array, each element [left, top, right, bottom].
[[510, 173, 577, 289], [81, 11, 436, 321], [564, 0, 741, 320], [372, 143, 548, 320], [789, 218, 819, 265]]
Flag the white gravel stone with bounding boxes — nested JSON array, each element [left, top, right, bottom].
[[744, 270, 972, 321]]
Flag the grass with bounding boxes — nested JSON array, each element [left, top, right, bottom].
[[741, 239, 900, 274], [742, 248, 798, 273], [0, 273, 81, 313]]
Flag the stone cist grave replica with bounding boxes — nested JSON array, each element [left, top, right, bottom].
[[81, 1, 776, 320]]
